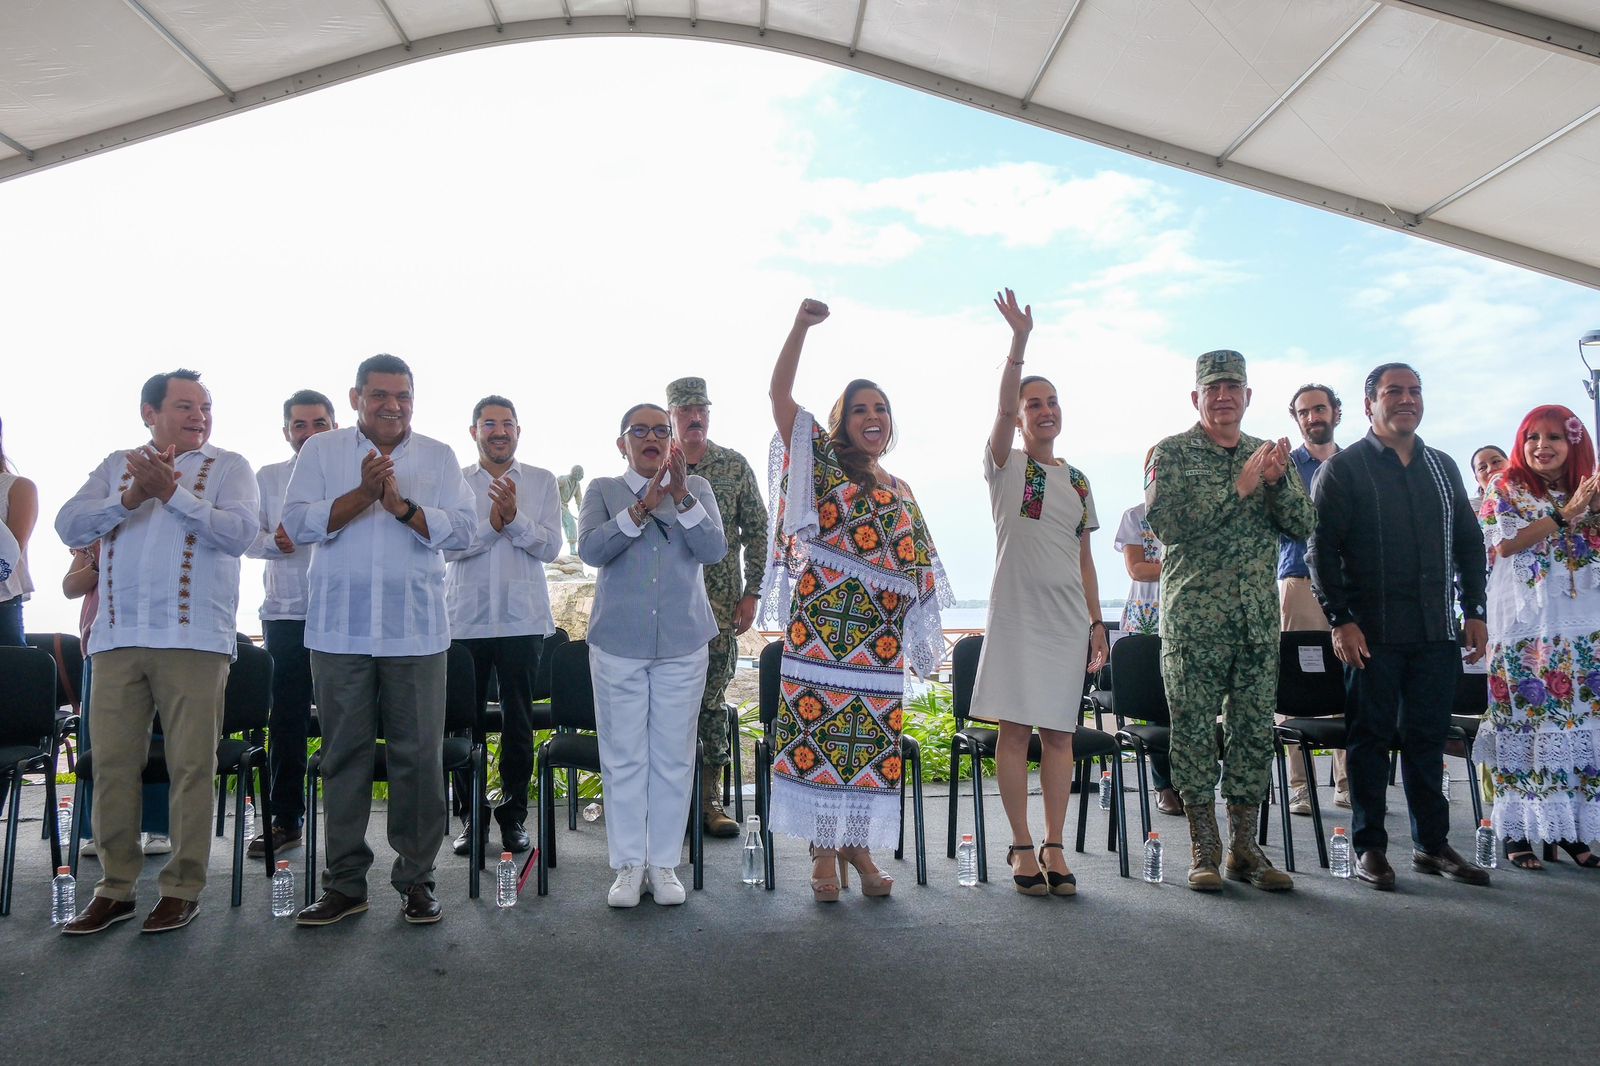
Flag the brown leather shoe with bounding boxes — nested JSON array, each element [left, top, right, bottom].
[[1155, 788, 1185, 816], [140, 896, 200, 933], [60, 896, 138, 935], [1413, 844, 1491, 886], [247, 824, 303, 859], [402, 884, 441, 924], [1356, 848, 1396, 890], [295, 889, 368, 926]]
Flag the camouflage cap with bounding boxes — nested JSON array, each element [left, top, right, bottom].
[[666, 376, 712, 407], [1196, 349, 1247, 387]]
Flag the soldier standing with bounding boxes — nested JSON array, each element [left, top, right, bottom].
[[666, 377, 769, 838], [1144, 350, 1315, 893]]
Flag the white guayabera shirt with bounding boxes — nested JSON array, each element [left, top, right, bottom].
[[282, 427, 476, 658], [444, 461, 564, 640]]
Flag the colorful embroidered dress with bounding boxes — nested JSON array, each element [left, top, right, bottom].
[[762, 409, 952, 849], [1480, 477, 1600, 844]]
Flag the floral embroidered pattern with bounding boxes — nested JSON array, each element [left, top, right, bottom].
[[103, 464, 135, 627], [176, 457, 216, 626], [1019, 458, 1047, 520]]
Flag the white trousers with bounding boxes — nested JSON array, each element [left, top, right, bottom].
[[589, 643, 709, 870]]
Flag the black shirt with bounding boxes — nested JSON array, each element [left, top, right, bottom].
[[1305, 430, 1486, 644]]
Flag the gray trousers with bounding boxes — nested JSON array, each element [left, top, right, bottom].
[[311, 650, 447, 899]]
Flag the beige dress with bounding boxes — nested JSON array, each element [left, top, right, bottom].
[[971, 447, 1097, 730]]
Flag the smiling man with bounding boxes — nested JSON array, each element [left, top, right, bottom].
[[1277, 384, 1350, 814], [1307, 363, 1490, 892], [282, 354, 476, 926], [444, 395, 562, 857], [55, 369, 259, 934], [666, 376, 768, 838], [246, 390, 337, 860], [1145, 350, 1315, 894]]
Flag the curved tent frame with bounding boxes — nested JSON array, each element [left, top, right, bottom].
[[2, 2, 1598, 288]]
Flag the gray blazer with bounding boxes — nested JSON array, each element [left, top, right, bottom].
[[578, 472, 727, 659]]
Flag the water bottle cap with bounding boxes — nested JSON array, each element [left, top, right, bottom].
[[501, 851, 513, 861], [1100, 770, 1110, 778], [57, 866, 70, 875], [1480, 819, 1492, 828], [1147, 832, 1160, 841], [276, 859, 290, 870], [746, 816, 761, 828], [960, 834, 973, 843], [1334, 827, 1346, 836]]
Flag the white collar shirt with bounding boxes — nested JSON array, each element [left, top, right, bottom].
[[55, 442, 258, 657], [246, 457, 311, 621], [281, 426, 476, 657], [445, 460, 564, 639]]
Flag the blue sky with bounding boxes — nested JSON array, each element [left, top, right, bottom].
[[2, 36, 1596, 631]]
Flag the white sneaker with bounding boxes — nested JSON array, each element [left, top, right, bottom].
[[644, 865, 686, 905], [142, 834, 172, 855], [1288, 787, 1312, 816], [79, 837, 98, 858], [607, 865, 643, 908]]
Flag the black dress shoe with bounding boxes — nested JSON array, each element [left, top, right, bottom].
[[451, 824, 489, 857], [1413, 844, 1491, 885], [501, 823, 532, 854], [295, 889, 369, 926], [402, 884, 442, 924], [1356, 848, 1396, 891]]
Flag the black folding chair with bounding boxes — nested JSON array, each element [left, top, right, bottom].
[[24, 632, 83, 779], [304, 642, 484, 902], [945, 634, 1122, 882], [1109, 634, 1170, 877], [720, 699, 745, 824], [1447, 669, 1489, 827], [69, 641, 274, 906], [1, 646, 61, 916], [1271, 631, 1346, 871], [534, 639, 705, 895], [752, 640, 927, 890]]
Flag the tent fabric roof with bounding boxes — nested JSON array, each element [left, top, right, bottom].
[[4, 1, 1599, 288]]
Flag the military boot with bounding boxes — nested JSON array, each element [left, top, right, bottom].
[[1224, 804, 1294, 891], [1183, 803, 1223, 892], [701, 768, 739, 838]]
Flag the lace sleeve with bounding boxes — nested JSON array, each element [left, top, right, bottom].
[[759, 409, 826, 627], [900, 489, 956, 680], [1481, 478, 1539, 549]]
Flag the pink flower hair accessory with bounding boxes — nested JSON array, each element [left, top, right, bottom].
[[1567, 416, 1585, 445]]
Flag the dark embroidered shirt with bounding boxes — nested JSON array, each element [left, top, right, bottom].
[[1306, 430, 1486, 644]]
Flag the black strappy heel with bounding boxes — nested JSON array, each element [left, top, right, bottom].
[[1505, 839, 1543, 870], [1548, 841, 1600, 868], [1007, 844, 1048, 896], [1039, 842, 1078, 897]]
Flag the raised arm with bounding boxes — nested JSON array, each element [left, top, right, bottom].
[[988, 288, 1032, 468], [771, 298, 830, 444]]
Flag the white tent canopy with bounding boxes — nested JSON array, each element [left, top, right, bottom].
[[4, 1, 1599, 288]]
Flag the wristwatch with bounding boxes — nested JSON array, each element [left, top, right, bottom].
[[396, 498, 420, 524], [676, 492, 699, 513]]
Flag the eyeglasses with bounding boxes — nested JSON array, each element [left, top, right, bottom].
[[627, 425, 672, 440]]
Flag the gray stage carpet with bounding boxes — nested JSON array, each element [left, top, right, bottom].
[[3, 764, 1595, 1065]]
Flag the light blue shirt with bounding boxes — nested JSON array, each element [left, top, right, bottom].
[[579, 467, 727, 659]]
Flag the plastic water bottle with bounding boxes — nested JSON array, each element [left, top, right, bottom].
[[1441, 764, 1452, 801], [1142, 832, 1164, 884], [1330, 826, 1352, 878], [956, 834, 978, 886], [581, 802, 602, 823], [1098, 770, 1112, 811], [496, 851, 517, 908], [56, 797, 73, 849], [271, 860, 295, 917], [242, 795, 256, 841], [1475, 819, 1498, 869], [51, 866, 75, 925], [740, 816, 765, 886]]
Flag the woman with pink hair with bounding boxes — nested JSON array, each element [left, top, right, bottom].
[[1480, 404, 1600, 869]]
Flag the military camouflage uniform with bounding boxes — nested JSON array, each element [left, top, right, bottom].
[[685, 440, 768, 769], [1145, 423, 1316, 806]]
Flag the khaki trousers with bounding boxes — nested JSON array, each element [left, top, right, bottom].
[[87, 647, 230, 902], [1279, 577, 1348, 792]]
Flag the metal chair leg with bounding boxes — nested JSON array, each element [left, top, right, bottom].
[[566, 767, 578, 830], [1113, 755, 1131, 877], [970, 747, 988, 882], [1275, 745, 1295, 873], [729, 703, 744, 824], [908, 739, 927, 886], [895, 754, 907, 861], [1134, 748, 1153, 840], [691, 753, 704, 891], [231, 765, 246, 907], [946, 738, 962, 858], [215, 773, 228, 838], [1074, 758, 1090, 853], [304, 769, 318, 906], [1, 770, 22, 917], [42, 758, 60, 872], [1462, 736, 1485, 826], [536, 755, 551, 896], [1303, 742, 1329, 869]]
